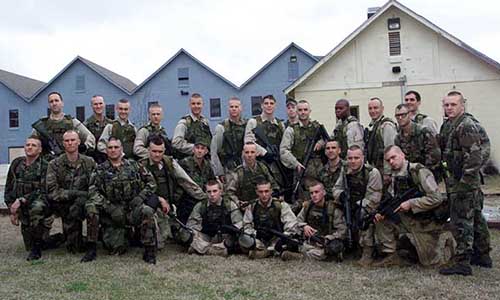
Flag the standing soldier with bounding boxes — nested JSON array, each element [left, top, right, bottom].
[[284, 98, 298, 128], [365, 97, 397, 186], [179, 138, 216, 192], [333, 145, 383, 267], [32, 91, 95, 160], [185, 180, 243, 256], [332, 99, 364, 159], [89, 137, 161, 264], [134, 103, 172, 160], [318, 139, 344, 201], [439, 91, 491, 276], [5, 136, 50, 260], [98, 98, 137, 160], [297, 181, 346, 261], [404, 90, 439, 135], [394, 104, 441, 178], [84, 95, 113, 163], [211, 96, 247, 182], [46, 130, 99, 262], [172, 93, 212, 159]]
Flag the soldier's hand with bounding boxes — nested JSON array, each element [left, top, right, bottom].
[[303, 225, 317, 238], [10, 214, 19, 226], [296, 163, 305, 173], [313, 141, 324, 152], [10, 199, 22, 215], [159, 197, 170, 214], [394, 200, 411, 213], [374, 213, 384, 223], [218, 175, 226, 184]]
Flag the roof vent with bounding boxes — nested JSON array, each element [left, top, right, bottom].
[[367, 7, 380, 19]]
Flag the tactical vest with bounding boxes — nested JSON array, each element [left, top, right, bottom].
[[303, 201, 336, 236], [235, 162, 271, 202], [255, 116, 285, 147], [179, 157, 214, 190], [85, 115, 112, 142], [334, 116, 359, 158], [346, 164, 373, 205], [199, 199, 232, 237], [413, 113, 428, 125], [7, 157, 47, 204], [366, 116, 396, 169], [100, 160, 144, 205], [253, 200, 282, 242], [111, 120, 136, 159], [318, 161, 343, 200], [291, 120, 321, 163], [218, 119, 247, 170], [183, 115, 212, 145], [142, 157, 175, 202], [395, 123, 428, 166], [39, 115, 75, 152], [53, 155, 94, 191]]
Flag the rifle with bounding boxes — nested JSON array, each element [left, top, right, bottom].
[[255, 226, 303, 248], [339, 167, 354, 249], [32, 120, 63, 156]]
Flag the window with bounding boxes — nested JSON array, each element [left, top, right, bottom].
[[388, 31, 401, 56], [210, 98, 221, 118], [75, 75, 86, 91], [288, 56, 299, 81], [178, 67, 189, 87], [76, 106, 85, 122], [9, 109, 19, 128], [350, 106, 360, 120], [251, 96, 262, 116], [105, 104, 115, 119]]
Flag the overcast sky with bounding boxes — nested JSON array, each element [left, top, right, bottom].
[[1, 0, 499, 86]]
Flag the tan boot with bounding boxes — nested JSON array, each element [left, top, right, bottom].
[[248, 249, 269, 259], [372, 252, 401, 267], [280, 251, 304, 261], [206, 247, 229, 257], [357, 247, 374, 267]]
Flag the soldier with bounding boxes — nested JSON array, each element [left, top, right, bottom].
[[89, 137, 161, 264], [210, 96, 247, 181], [179, 137, 216, 192], [32, 91, 95, 159], [46, 130, 99, 262], [280, 100, 327, 211], [371, 146, 455, 267], [98, 99, 137, 159], [241, 178, 300, 260], [333, 145, 383, 267], [404, 90, 439, 135], [185, 180, 243, 256], [332, 99, 364, 158], [365, 97, 397, 186], [296, 181, 346, 261], [394, 104, 441, 177], [284, 98, 298, 128], [226, 142, 279, 209], [318, 139, 344, 201], [439, 91, 491, 276], [172, 93, 212, 159], [84, 95, 113, 163], [5, 136, 50, 260], [134, 103, 172, 160]]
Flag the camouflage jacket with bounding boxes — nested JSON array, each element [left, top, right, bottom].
[[395, 122, 441, 171], [296, 200, 346, 240], [4, 156, 48, 207], [84, 114, 113, 143], [178, 156, 216, 191], [226, 161, 279, 203]]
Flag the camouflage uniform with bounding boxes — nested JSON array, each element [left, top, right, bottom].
[[84, 114, 113, 163], [98, 119, 137, 159], [4, 156, 50, 251], [296, 200, 346, 260], [412, 111, 439, 135], [365, 115, 397, 175], [172, 114, 212, 159], [332, 116, 365, 158], [376, 162, 456, 266], [440, 113, 490, 265], [46, 154, 99, 252], [133, 122, 173, 160], [179, 156, 216, 192], [318, 160, 345, 201], [187, 196, 243, 255], [88, 159, 157, 253], [211, 118, 247, 176]]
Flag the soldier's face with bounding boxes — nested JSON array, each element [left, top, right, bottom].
[[106, 140, 123, 161], [243, 144, 257, 165], [48, 94, 64, 114], [443, 95, 464, 119], [404, 93, 419, 112], [309, 184, 325, 205], [190, 97, 203, 117], [117, 102, 130, 120], [193, 144, 208, 159], [149, 143, 165, 163], [63, 132, 81, 154], [91, 96, 105, 115], [206, 184, 222, 204], [347, 149, 364, 171], [325, 141, 341, 160], [286, 103, 297, 119], [368, 99, 383, 120], [335, 102, 349, 119], [24, 138, 42, 158], [297, 103, 311, 121], [228, 100, 242, 118], [261, 98, 276, 115], [149, 107, 163, 125], [395, 107, 411, 127], [256, 183, 272, 204], [385, 148, 405, 171]]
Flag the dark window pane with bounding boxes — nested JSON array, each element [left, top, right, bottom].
[[9, 109, 19, 128], [251, 96, 262, 116], [105, 104, 115, 119], [76, 75, 86, 91], [76, 106, 85, 122], [210, 98, 221, 118], [288, 56, 299, 81], [178, 68, 189, 87]]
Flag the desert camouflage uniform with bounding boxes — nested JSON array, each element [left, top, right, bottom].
[[332, 116, 364, 158], [172, 114, 212, 159], [133, 122, 173, 160], [211, 118, 247, 176], [98, 119, 137, 159], [365, 115, 397, 176]]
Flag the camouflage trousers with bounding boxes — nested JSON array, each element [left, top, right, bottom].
[[190, 232, 233, 255], [299, 242, 326, 261], [51, 196, 99, 253], [449, 189, 491, 260], [18, 197, 52, 251], [101, 203, 156, 253]]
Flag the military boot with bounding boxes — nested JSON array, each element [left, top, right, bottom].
[[357, 247, 374, 267], [143, 246, 157, 265], [206, 247, 229, 257], [471, 254, 493, 268], [248, 249, 269, 259], [280, 251, 303, 261], [372, 252, 401, 267], [439, 260, 472, 276], [27, 243, 42, 261], [81, 242, 97, 263]]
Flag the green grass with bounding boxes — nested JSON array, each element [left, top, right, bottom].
[[1, 216, 499, 300]]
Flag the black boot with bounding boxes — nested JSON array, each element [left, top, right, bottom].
[[27, 243, 42, 261], [81, 242, 97, 263], [143, 246, 157, 265], [471, 254, 493, 268], [439, 260, 472, 276]]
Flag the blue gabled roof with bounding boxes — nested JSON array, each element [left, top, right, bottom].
[[239, 42, 320, 89], [133, 48, 239, 93]]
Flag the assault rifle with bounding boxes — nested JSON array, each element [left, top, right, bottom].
[[255, 226, 303, 248], [339, 167, 354, 249], [32, 120, 64, 156]]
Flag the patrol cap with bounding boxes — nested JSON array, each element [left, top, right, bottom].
[[286, 98, 297, 107], [194, 137, 210, 148]]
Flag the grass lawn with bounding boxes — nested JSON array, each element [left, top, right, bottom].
[[1, 216, 499, 300]]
